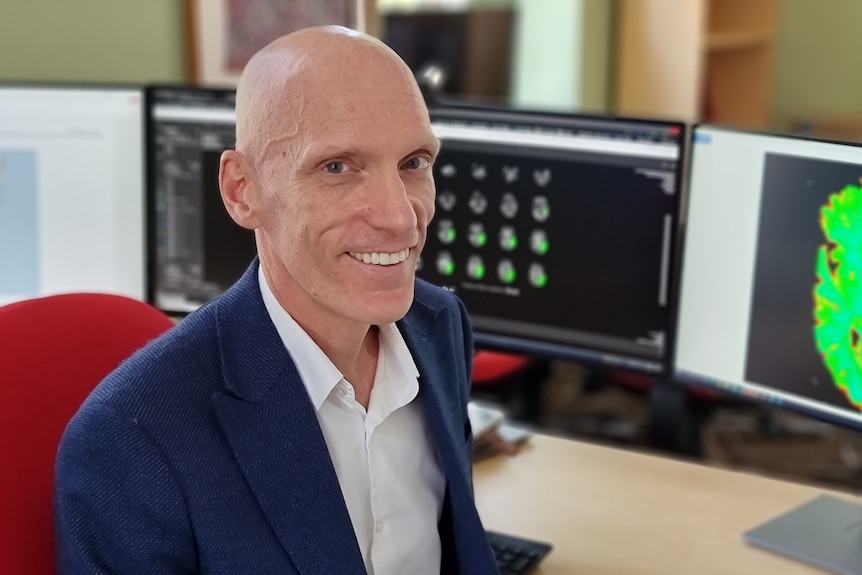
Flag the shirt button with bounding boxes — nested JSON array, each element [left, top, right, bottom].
[[375, 520, 384, 534]]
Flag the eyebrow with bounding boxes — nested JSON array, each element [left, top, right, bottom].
[[302, 135, 441, 164], [300, 145, 363, 164], [425, 135, 442, 155]]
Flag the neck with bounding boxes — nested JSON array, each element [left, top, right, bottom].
[[260, 259, 381, 407], [306, 323, 380, 409], [335, 327, 380, 408]]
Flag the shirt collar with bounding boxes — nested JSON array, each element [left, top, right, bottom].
[[258, 266, 343, 411], [257, 267, 421, 411]]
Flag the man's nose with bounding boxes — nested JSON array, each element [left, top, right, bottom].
[[363, 168, 419, 233]]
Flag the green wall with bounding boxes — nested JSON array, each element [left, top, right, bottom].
[[0, 0, 186, 83], [10, 0, 861, 131], [772, 0, 862, 130]]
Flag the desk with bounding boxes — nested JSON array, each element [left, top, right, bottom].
[[474, 433, 847, 574]]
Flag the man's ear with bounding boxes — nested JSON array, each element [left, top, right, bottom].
[[219, 149, 262, 230]]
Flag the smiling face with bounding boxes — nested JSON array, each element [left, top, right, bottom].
[[233, 30, 439, 336]]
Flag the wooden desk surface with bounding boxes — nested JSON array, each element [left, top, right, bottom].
[[474, 433, 849, 574]]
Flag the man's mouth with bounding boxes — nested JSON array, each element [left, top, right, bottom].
[[349, 248, 410, 266]]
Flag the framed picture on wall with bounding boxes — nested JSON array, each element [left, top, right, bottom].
[[185, 0, 376, 86]]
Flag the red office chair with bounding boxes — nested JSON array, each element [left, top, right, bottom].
[[472, 350, 532, 384], [0, 293, 175, 575], [471, 350, 550, 422]]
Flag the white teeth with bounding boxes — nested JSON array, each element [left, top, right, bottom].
[[350, 248, 410, 266]]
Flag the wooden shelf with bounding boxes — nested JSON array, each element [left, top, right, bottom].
[[705, 30, 773, 52], [613, 0, 776, 128]]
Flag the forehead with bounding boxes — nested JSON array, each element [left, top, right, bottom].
[[309, 88, 429, 135], [272, 57, 434, 157]]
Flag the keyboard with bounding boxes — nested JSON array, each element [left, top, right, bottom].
[[486, 530, 553, 574]]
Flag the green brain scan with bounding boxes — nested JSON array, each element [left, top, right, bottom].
[[814, 182, 862, 408]]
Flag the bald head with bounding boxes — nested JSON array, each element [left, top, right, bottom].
[[218, 25, 440, 338], [235, 26, 425, 160]]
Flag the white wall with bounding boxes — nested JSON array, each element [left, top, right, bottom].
[[511, 0, 610, 112]]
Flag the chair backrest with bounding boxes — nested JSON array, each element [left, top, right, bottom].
[[0, 293, 175, 575], [471, 350, 531, 387]]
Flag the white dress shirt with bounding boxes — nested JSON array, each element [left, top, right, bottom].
[[258, 268, 446, 575]]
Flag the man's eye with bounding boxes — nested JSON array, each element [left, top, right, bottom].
[[403, 156, 431, 170], [324, 161, 347, 174]]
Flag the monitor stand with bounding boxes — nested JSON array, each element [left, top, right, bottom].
[[647, 377, 703, 456], [744, 494, 862, 573]]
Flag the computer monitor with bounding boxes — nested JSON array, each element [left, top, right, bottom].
[[676, 124, 862, 575], [423, 106, 686, 374], [146, 86, 256, 315], [0, 83, 145, 305], [675, 125, 862, 429]]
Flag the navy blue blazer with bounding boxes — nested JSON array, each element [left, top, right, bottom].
[[55, 262, 499, 574]]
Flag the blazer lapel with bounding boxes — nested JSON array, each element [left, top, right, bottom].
[[399, 293, 500, 574], [210, 263, 366, 575], [399, 307, 474, 497]]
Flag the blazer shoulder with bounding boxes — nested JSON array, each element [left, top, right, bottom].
[[413, 277, 462, 312], [84, 302, 221, 413]]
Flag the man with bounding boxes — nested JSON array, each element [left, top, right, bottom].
[[55, 26, 499, 574]]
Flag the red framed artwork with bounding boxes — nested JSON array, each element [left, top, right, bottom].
[[185, 0, 375, 86]]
